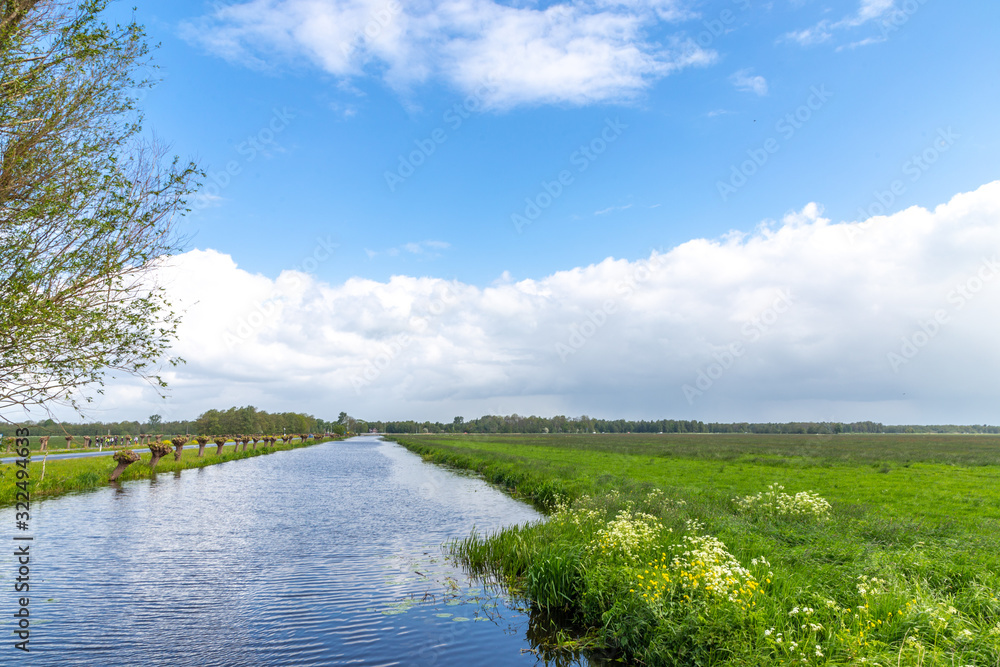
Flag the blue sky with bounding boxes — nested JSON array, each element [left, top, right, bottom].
[[124, 0, 998, 285], [37, 0, 999, 425]]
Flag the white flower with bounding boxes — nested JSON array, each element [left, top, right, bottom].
[[734, 484, 831, 519], [589, 508, 663, 560]]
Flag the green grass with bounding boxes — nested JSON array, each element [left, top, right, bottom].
[[0, 436, 340, 507], [1, 435, 176, 455], [386, 433, 1000, 666]]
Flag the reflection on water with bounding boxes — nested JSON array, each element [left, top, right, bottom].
[[0, 437, 600, 665]]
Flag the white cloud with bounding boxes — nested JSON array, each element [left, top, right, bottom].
[[785, 0, 896, 48], [367, 240, 450, 259], [595, 204, 633, 215], [180, 0, 715, 109], [836, 36, 887, 51], [729, 68, 768, 96], [848, 0, 896, 26], [783, 23, 833, 46], [76, 180, 1000, 425]]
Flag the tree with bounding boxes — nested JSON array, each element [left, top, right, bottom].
[[146, 439, 170, 470], [0, 1, 200, 420], [170, 435, 187, 461], [194, 409, 221, 435], [147, 414, 162, 430], [109, 448, 139, 481]]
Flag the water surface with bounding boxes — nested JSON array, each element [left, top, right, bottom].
[[1, 436, 583, 665]]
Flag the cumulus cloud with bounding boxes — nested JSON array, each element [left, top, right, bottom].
[[729, 68, 768, 96], [88, 181, 1000, 425], [180, 0, 715, 108]]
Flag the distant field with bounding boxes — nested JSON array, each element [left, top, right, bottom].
[[411, 432, 1000, 465], [388, 433, 1000, 666], [398, 433, 1000, 524]]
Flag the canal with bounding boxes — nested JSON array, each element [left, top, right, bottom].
[[1, 436, 589, 665]]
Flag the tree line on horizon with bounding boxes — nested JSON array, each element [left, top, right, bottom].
[[11, 409, 998, 438], [12, 406, 337, 437], [370, 415, 999, 435]]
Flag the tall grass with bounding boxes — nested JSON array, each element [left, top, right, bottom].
[[391, 434, 1000, 666]]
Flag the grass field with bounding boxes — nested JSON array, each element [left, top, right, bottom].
[[0, 436, 337, 508], [386, 433, 1000, 666]]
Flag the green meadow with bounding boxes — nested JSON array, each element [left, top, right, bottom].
[[0, 436, 335, 507], [386, 433, 1000, 666]]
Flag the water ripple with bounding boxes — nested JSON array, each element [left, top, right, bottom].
[[0, 437, 567, 666]]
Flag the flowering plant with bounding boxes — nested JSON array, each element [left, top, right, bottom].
[[735, 483, 831, 519]]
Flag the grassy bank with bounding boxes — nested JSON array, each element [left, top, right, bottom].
[[0, 436, 340, 508], [386, 434, 1000, 666]]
